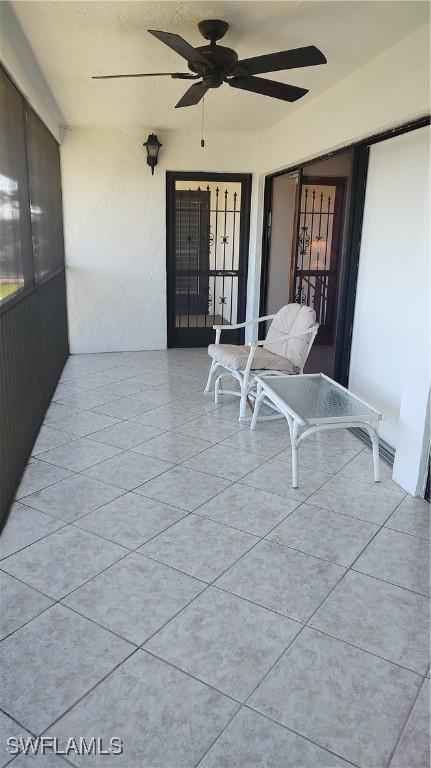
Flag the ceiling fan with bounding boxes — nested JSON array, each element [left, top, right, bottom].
[[92, 19, 327, 108]]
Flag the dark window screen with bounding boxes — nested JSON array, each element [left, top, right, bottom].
[[26, 108, 64, 282], [0, 68, 32, 303]]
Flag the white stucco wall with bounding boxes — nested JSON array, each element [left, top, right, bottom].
[[60, 126, 256, 352], [254, 24, 430, 176]]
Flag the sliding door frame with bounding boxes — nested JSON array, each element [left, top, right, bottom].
[[259, 114, 430, 384]]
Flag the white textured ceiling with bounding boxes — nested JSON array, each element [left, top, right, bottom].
[[10, 0, 429, 132]]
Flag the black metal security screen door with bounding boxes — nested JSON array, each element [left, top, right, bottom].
[[167, 172, 252, 347], [292, 176, 345, 345]]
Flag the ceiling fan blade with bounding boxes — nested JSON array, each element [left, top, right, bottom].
[[234, 45, 327, 76], [92, 72, 197, 80], [228, 76, 308, 102], [148, 30, 211, 69], [175, 81, 209, 108]]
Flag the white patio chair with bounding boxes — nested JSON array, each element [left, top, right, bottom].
[[204, 303, 319, 421]]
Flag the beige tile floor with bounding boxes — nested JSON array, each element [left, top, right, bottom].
[[0, 348, 429, 768]]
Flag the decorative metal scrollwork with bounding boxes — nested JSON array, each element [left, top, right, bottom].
[[295, 287, 307, 305], [298, 225, 310, 257]]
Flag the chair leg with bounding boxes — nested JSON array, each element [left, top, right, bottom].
[[215, 374, 225, 404], [204, 360, 217, 394], [239, 376, 249, 421]]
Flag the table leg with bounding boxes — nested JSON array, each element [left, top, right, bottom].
[[291, 420, 299, 488], [367, 426, 380, 482]]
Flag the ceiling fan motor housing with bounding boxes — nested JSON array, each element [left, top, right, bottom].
[[190, 45, 239, 84], [188, 20, 239, 86]]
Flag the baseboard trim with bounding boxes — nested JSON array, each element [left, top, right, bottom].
[[350, 427, 395, 467]]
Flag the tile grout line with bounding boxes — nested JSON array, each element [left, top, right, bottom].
[[31, 393, 250, 492], [135, 440, 310, 584], [34, 407, 305, 527], [25, 485, 132, 527], [4, 475, 424, 675], [210, 583, 428, 674], [6, 405, 413, 641], [40, 379, 230, 438], [4, 356, 424, 765], [50, 379, 226, 424], [263, 530, 379, 566], [384, 672, 429, 768], [57, 601, 140, 649], [301, 625, 426, 678], [349, 567, 430, 598], [136, 470, 323, 649], [378, 522, 430, 543], [1, 539, 134, 631], [2, 410, 264, 647], [71, 503, 191, 546], [17, 469, 132, 505], [191, 502, 301, 539], [275, 443, 366, 477], [37, 647, 141, 738], [5, 481, 239, 646], [299, 497, 401, 527], [192, 705, 243, 768], [0, 519, 71, 563], [0, 595, 56, 646], [37, 643, 242, 755], [244, 705, 363, 768], [7, 434, 420, 621], [53, 364, 205, 395], [28, 380, 339, 513], [0, 706, 38, 738], [237, 487, 424, 760], [134, 441, 407, 768], [142, 648, 244, 707], [101, 444, 341, 707]]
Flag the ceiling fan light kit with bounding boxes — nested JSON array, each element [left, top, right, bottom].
[[93, 19, 327, 109]]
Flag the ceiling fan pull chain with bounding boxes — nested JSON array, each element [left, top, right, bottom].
[[201, 96, 205, 148]]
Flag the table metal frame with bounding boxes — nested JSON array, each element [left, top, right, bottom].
[[251, 373, 382, 488]]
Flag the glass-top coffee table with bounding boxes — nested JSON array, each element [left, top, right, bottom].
[[251, 373, 382, 488]]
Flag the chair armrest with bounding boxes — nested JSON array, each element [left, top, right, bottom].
[[255, 323, 319, 346], [213, 314, 275, 332]]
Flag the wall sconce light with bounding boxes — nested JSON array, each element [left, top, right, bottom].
[[143, 133, 162, 175]]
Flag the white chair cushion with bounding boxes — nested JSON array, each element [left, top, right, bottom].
[[208, 344, 298, 373], [265, 304, 316, 369]]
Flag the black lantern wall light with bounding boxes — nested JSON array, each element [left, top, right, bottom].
[[143, 133, 162, 175]]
